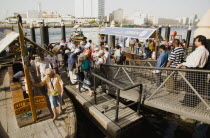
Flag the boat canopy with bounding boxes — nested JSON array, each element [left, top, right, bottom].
[[73, 25, 81, 29], [98, 27, 158, 39], [0, 31, 19, 53]]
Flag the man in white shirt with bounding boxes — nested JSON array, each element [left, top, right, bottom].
[[176, 35, 209, 107], [36, 55, 50, 80], [176, 35, 209, 69], [129, 38, 136, 53]]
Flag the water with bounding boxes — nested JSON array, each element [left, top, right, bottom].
[[0, 27, 196, 44], [0, 27, 100, 45]]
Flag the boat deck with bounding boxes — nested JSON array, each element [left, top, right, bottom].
[[0, 68, 77, 138]]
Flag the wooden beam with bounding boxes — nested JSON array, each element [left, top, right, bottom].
[[17, 15, 37, 122], [24, 37, 53, 55]]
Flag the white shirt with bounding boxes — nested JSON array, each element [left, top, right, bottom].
[[144, 41, 149, 48], [182, 46, 209, 68], [114, 49, 121, 57], [67, 42, 75, 50], [60, 42, 66, 46], [47, 55, 58, 68], [104, 52, 110, 65], [95, 58, 103, 68], [129, 39, 136, 45], [36, 57, 50, 75]]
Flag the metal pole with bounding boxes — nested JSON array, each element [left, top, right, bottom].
[[110, 35, 115, 49], [61, 22, 66, 42], [115, 88, 120, 122], [30, 24, 36, 42], [94, 76, 97, 104], [17, 15, 37, 122], [158, 26, 162, 37], [105, 35, 108, 43], [186, 27, 192, 48], [137, 84, 143, 115]]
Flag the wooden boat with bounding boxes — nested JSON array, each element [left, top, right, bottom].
[[0, 15, 77, 138], [70, 25, 85, 42]]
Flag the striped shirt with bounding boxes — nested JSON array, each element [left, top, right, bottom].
[[169, 47, 184, 68]]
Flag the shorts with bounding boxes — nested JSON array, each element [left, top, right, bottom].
[[48, 95, 62, 108]]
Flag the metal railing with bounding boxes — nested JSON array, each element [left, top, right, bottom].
[[77, 70, 143, 122], [102, 64, 210, 122], [125, 59, 157, 67]]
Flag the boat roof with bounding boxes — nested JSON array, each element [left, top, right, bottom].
[[73, 25, 81, 29], [98, 27, 157, 39], [0, 31, 19, 53]]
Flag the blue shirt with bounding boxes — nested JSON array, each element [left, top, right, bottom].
[[156, 51, 168, 68], [68, 53, 76, 70]]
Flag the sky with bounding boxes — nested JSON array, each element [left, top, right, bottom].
[[0, 0, 210, 21]]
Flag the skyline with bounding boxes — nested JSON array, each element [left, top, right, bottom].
[[0, 0, 210, 20]]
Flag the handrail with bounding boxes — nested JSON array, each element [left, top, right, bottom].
[[102, 64, 210, 73], [78, 70, 143, 122], [91, 72, 142, 91]]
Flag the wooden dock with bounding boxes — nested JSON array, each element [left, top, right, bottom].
[[64, 84, 141, 138], [0, 67, 77, 138]]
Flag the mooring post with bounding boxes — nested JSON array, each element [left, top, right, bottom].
[[186, 26, 192, 48], [165, 26, 171, 41], [30, 23, 36, 42], [40, 21, 49, 48], [61, 22, 66, 42]]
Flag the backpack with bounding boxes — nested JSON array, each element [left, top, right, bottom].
[[116, 51, 126, 64]]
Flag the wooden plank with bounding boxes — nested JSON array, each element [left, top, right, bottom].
[[54, 120, 67, 137], [117, 113, 140, 127], [41, 120, 55, 138], [0, 90, 8, 136], [47, 119, 63, 138], [6, 91, 21, 138]]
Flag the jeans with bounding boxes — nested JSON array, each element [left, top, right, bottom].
[[135, 48, 139, 54], [144, 48, 150, 58]]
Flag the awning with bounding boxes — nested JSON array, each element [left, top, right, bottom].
[[0, 31, 19, 53], [98, 27, 157, 39]]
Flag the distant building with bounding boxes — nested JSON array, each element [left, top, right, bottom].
[[182, 17, 189, 25], [27, 10, 40, 18], [43, 12, 60, 18], [188, 14, 198, 26], [109, 8, 123, 24], [75, 0, 105, 19], [155, 18, 179, 26]]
